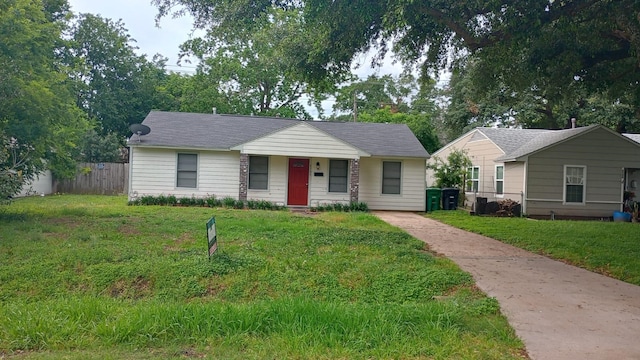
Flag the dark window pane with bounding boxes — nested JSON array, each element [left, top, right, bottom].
[[249, 156, 269, 190], [382, 161, 401, 194], [329, 160, 348, 193], [566, 185, 583, 203], [177, 153, 197, 188]]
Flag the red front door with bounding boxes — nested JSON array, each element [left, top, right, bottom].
[[287, 158, 309, 206]]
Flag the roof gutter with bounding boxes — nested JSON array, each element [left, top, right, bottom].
[[126, 143, 232, 152]]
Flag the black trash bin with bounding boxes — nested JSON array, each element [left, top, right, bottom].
[[475, 197, 488, 215], [426, 187, 441, 212], [441, 188, 459, 210]]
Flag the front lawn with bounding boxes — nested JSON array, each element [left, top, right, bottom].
[[0, 196, 525, 359], [427, 210, 640, 286]]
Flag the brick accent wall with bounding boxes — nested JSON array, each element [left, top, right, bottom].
[[239, 153, 248, 201], [350, 158, 360, 203]]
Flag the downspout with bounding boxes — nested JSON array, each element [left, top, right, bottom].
[[522, 160, 528, 215], [621, 167, 626, 212], [128, 146, 134, 199]]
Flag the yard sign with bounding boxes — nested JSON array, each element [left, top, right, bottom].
[[206, 216, 217, 258]]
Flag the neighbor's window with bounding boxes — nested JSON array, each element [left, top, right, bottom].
[[329, 159, 348, 193], [382, 161, 401, 194], [177, 153, 197, 188], [249, 156, 269, 190], [564, 165, 586, 204], [466, 166, 479, 192], [495, 165, 504, 195]]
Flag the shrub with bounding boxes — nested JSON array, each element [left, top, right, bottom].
[[349, 202, 369, 212], [205, 195, 221, 207], [222, 197, 238, 208], [139, 195, 156, 205], [156, 195, 168, 206], [428, 149, 472, 188], [311, 202, 369, 213]]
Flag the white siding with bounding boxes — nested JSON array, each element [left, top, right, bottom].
[[16, 170, 53, 197], [247, 156, 354, 206], [247, 156, 287, 203], [130, 147, 240, 198], [308, 157, 351, 206], [237, 123, 364, 159], [360, 157, 426, 211], [526, 128, 640, 217]]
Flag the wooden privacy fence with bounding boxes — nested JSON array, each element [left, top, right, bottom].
[[55, 163, 129, 195]]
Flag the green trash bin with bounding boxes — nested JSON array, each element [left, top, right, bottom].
[[426, 187, 441, 212]]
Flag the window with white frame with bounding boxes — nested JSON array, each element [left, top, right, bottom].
[[177, 153, 197, 188], [495, 165, 504, 195], [249, 156, 269, 190], [564, 165, 586, 204], [329, 159, 348, 193], [466, 166, 479, 192], [382, 161, 401, 194]]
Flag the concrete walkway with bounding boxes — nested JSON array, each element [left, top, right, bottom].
[[374, 211, 640, 360]]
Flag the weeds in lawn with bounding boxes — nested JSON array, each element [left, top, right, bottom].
[[0, 196, 525, 359]]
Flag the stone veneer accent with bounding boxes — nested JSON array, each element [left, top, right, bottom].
[[239, 153, 248, 201], [349, 158, 360, 203]]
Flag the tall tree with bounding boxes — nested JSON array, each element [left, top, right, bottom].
[[332, 74, 416, 117], [66, 14, 170, 138], [331, 74, 441, 152], [443, 57, 640, 140], [359, 108, 440, 154], [175, 8, 332, 118], [1, 0, 89, 198]]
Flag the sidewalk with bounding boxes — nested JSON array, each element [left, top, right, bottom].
[[374, 211, 640, 360]]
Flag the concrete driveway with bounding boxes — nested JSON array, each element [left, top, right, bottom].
[[374, 211, 640, 360]]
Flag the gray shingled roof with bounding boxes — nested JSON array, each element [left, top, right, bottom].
[[476, 127, 555, 156], [128, 111, 430, 158], [623, 133, 640, 144], [493, 125, 597, 161], [460, 126, 600, 162]]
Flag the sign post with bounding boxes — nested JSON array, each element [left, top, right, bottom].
[[206, 216, 217, 258]]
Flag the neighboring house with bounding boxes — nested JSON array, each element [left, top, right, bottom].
[[623, 133, 640, 198], [16, 170, 53, 197], [427, 125, 640, 218], [127, 111, 430, 211]]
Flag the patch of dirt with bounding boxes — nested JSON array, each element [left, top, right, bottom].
[[164, 232, 194, 252], [207, 282, 227, 296], [175, 348, 207, 358], [108, 276, 152, 299], [118, 224, 141, 236]]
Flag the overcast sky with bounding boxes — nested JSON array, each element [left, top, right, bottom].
[[68, 0, 201, 73]]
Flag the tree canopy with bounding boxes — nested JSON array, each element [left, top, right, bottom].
[[66, 13, 172, 138], [154, 0, 640, 130], [1, 0, 89, 198], [172, 8, 334, 118]]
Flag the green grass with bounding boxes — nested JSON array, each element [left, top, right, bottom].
[[427, 210, 640, 285], [0, 195, 525, 359]]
